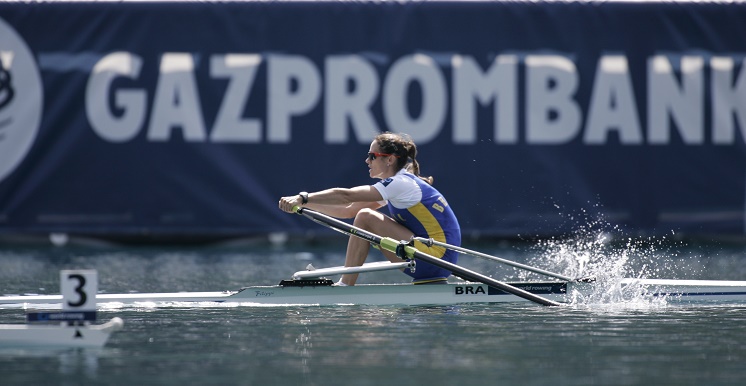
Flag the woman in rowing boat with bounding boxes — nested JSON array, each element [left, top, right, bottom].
[[279, 132, 461, 286]]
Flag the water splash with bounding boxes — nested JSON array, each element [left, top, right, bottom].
[[520, 206, 692, 308]]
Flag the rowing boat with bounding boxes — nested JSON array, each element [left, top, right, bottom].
[[2, 279, 745, 307], [2, 263, 746, 308]]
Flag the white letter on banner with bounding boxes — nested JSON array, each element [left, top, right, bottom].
[[325, 55, 380, 144], [210, 54, 263, 142], [267, 55, 321, 143], [86, 52, 146, 142], [584, 55, 642, 144], [452, 55, 518, 144], [647, 55, 704, 144], [148, 53, 206, 141], [711, 57, 746, 145], [525, 55, 581, 144], [383, 54, 446, 144]]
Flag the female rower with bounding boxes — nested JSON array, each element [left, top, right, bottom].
[[278, 132, 461, 286]]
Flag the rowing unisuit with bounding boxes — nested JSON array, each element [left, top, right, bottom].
[[374, 169, 461, 284]]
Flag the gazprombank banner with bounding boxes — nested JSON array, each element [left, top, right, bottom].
[[1, 1, 746, 240]]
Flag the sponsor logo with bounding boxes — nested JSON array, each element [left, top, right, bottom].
[[520, 285, 554, 292], [351, 228, 376, 242], [0, 18, 43, 184], [84, 51, 746, 146]]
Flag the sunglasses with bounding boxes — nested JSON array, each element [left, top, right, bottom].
[[367, 152, 397, 161]]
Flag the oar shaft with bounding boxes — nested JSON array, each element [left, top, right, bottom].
[[295, 207, 561, 307], [297, 207, 384, 244], [408, 249, 561, 306], [413, 237, 574, 282]]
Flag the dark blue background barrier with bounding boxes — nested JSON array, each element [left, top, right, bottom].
[[1, 1, 746, 240]]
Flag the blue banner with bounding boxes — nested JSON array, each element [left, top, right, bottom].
[[1, 1, 746, 240]]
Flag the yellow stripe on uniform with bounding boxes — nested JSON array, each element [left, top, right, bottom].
[[407, 203, 447, 258]]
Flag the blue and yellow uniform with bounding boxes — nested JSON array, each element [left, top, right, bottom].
[[373, 170, 461, 284]]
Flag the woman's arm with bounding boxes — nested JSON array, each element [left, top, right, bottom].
[[279, 185, 385, 218]]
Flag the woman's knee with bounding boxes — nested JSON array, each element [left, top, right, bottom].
[[353, 209, 410, 240], [352, 208, 381, 228]]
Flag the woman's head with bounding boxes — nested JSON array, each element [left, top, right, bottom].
[[371, 132, 433, 185]]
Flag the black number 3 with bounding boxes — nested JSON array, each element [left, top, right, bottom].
[[67, 274, 87, 307]]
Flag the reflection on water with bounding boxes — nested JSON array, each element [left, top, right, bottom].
[[0, 347, 104, 382]]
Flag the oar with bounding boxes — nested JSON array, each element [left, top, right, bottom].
[[294, 207, 561, 307], [411, 237, 577, 282]]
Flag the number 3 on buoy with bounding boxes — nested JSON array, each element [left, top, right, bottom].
[[61, 270, 97, 311]]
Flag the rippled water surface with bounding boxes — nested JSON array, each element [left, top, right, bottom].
[[1, 235, 746, 385]]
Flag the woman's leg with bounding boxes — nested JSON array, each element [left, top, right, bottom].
[[339, 208, 414, 285]]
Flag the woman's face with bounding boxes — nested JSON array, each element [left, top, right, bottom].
[[366, 140, 395, 179]]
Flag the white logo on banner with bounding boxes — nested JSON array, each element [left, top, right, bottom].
[[0, 18, 43, 184]]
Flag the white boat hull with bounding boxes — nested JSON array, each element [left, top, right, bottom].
[[0, 317, 124, 348], [2, 279, 746, 307]]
